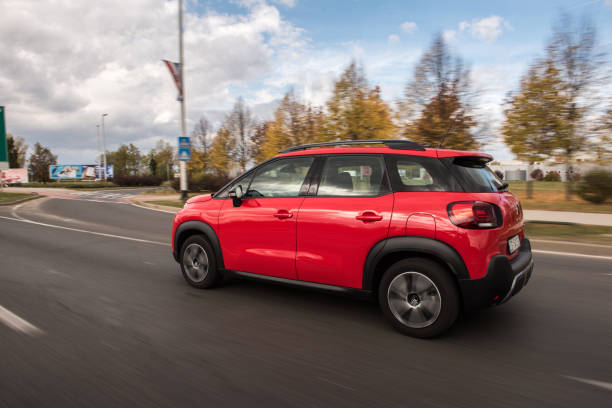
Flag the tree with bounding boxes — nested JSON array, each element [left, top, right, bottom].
[[148, 139, 175, 181], [28, 143, 57, 182], [258, 90, 324, 161], [545, 14, 604, 199], [106, 144, 142, 177], [402, 34, 478, 149], [226, 97, 254, 172], [208, 127, 236, 178], [324, 61, 396, 141], [6, 134, 28, 168], [250, 122, 269, 164], [502, 59, 569, 198], [189, 116, 212, 174]]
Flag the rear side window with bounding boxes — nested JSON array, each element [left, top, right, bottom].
[[450, 157, 505, 193], [317, 155, 390, 197], [387, 155, 457, 192]]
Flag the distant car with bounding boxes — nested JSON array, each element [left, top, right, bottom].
[[171, 140, 533, 337]]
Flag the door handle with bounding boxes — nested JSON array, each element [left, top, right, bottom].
[[356, 211, 383, 222], [273, 210, 293, 219]]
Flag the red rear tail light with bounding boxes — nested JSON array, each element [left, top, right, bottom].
[[448, 201, 501, 229]]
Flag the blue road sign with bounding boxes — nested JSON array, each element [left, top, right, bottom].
[[178, 136, 191, 161]]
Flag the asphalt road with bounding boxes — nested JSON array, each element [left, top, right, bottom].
[[1, 197, 611, 407]]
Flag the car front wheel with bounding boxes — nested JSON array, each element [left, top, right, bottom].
[[180, 235, 221, 288], [378, 258, 459, 338]]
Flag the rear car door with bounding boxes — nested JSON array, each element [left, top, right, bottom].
[[217, 156, 314, 280], [296, 154, 394, 288]]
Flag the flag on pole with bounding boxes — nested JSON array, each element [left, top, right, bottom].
[[162, 59, 183, 101]]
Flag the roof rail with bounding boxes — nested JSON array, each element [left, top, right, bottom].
[[279, 139, 426, 153]]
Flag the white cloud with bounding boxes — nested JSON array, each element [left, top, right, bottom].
[[401, 21, 418, 34], [271, 0, 297, 6], [0, 0, 307, 162], [388, 34, 400, 44], [459, 15, 511, 43], [442, 29, 457, 44]]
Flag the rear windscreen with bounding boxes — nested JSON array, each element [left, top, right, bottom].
[[450, 157, 506, 193]]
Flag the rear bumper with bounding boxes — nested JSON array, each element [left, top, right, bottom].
[[459, 238, 534, 311]]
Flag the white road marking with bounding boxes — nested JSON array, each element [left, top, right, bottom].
[[532, 249, 612, 261], [531, 239, 612, 249], [130, 201, 179, 214], [0, 305, 44, 336], [0, 215, 170, 247], [563, 375, 612, 392], [318, 377, 357, 391]]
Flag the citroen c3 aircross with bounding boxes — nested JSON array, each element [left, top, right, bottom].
[[171, 140, 533, 338]]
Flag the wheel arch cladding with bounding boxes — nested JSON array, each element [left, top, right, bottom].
[[174, 220, 225, 269], [363, 236, 469, 291]]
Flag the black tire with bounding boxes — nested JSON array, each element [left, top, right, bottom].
[[179, 235, 221, 289], [378, 258, 460, 338]]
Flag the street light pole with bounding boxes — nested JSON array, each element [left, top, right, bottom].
[[101, 113, 109, 181], [96, 124, 101, 173], [178, 0, 188, 200]]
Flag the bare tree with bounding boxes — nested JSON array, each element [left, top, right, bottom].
[[226, 97, 254, 172]]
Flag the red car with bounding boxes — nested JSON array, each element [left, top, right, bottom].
[[172, 140, 533, 337]]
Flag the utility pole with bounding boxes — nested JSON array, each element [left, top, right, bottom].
[[178, 0, 188, 200], [101, 113, 109, 181]]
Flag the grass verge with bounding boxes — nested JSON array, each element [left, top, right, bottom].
[[525, 221, 612, 245], [507, 181, 612, 213], [0, 192, 38, 204], [145, 200, 185, 208]]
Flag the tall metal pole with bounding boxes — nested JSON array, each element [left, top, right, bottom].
[[96, 124, 101, 169], [101, 113, 109, 181], [178, 0, 188, 200]]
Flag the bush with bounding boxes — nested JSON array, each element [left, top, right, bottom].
[[577, 169, 612, 204], [530, 168, 543, 181], [568, 171, 581, 182], [543, 171, 561, 182], [172, 173, 232, 193], [113, 174, 162, 187]]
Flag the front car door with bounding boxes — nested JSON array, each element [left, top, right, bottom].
[[296, 154, 394, 288], [217, 156, 315, 280]]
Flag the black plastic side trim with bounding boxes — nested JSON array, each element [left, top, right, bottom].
[[228, 270, 371, 297], [362, 236, 470, 290], [173, 221, 224, 269]]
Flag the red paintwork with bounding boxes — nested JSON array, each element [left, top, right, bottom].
[[171, 145, 524, 287], [217, 197, 304, 280], [295, 195, 394, 288]]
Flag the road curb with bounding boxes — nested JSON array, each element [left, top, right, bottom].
[[0, 193, 42, 206], [129, 199, 180, 214]]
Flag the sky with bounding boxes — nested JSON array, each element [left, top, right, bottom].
[[1, 0, 612, 164]]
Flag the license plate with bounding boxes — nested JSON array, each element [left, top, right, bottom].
[[508, 235, 521, 254]]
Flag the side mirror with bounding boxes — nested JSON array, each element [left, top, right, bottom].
[[228, 185, 243, 207]]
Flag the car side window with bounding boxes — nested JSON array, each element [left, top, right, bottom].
[[316, 155, 389, 197], [245, 157, 314, 198], [387, 155, 455, 192]]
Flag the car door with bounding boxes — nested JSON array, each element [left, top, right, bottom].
[[217, 156, 315, 280], [296, 154, 394, 288]]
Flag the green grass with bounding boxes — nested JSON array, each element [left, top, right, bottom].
[[507, 181, 612, 213], [146, 200, 184, 208], [0, 192, 37, 204], [525, 222, 612, 244]]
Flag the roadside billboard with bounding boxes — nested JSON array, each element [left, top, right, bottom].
[[1, 168, 28, 184], [49, 165, 114, 180]]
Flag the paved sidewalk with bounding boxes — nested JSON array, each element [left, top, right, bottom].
[[524, 210, 612, 227]]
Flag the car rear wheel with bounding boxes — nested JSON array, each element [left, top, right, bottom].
[[180, 235, 221, 288], [378, 258, 459, 338]]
